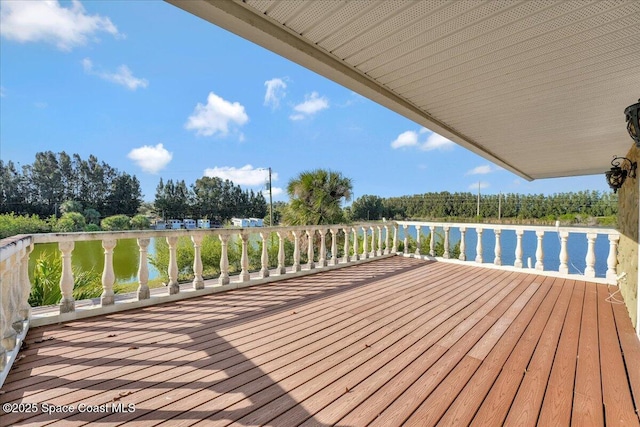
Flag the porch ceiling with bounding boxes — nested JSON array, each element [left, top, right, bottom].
[[166, 0, 640, 180]]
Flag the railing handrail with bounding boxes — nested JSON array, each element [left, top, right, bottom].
[[23, 221, 385, 244], [395, 220, 619, 235]]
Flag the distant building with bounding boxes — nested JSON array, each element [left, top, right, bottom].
[[197, 219, 210, 229], [231, 217, 263, 227], [168, 219, 182, 230]]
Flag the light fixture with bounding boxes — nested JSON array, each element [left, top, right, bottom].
[[605, 155, 637, 193], [625, 99, 640, 146]]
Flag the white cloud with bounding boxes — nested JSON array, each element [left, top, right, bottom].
[[0, 0, 120, 51], [289, 92, 329, 120], [82, 58, 148, 90], [469, 181, 490, 190], [391, 130, 419, 149], [185, 92, 248, 137], [34, 101, 48, 109], [264, 78, 286, 109], [466, 165, 493, 175], [127, 143, 173, 174], [390, 129, 454, 151], [420, 133, 455, 151], [0, 86, 5, 97], [203, 165, 278, 186]]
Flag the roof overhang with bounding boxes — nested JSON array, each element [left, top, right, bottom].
[[166, 0, 640, 180]]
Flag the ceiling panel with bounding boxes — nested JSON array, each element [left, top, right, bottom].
[[167, 0, 640, 180]]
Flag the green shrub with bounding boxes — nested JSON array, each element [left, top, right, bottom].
[[130, 214, 151, 230], [28, 253, 102, 307], [101, 214, 131, 231], [84, 224, 101, 232], [83, 208, 101, 225], [0, 213, 52, 239], [55, 212, 86, 232]]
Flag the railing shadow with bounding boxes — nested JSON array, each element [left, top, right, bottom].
[[1, 256, 426, 425]]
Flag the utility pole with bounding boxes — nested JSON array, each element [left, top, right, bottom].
[[267, 167, 273, 226]]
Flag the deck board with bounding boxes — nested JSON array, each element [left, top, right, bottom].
[[1, 256, 639, 427], [597, 283, 640, 426]]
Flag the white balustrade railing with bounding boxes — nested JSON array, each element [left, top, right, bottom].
[[395, 221, 619, 282], [0, 220, 621, 387], [0, 235, 32, 387]]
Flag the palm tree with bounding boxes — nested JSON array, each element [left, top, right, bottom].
[[284, 169, 353, 225]]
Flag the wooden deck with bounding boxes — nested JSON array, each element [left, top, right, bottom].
[[1, 257, 639, 427]]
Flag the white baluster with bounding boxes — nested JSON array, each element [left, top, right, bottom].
[[362, 226, 369, 259], [535, 231, 544, 271], [475, 228, 483, 263], [459, 227, 467, 261], [403, 224, 409, 255], [392, 223, 398, 253], [19, 243, 33, 320], [343, 227, 350, 263], [292, 230, 301, 272], [443, 226, 450, 259], [219, 234, 230, 285], [10, 253, 21, 330], [319, 228, 327, 267], [370, 226, 376, 257], [352, 227, 359, 261], [260, 231, 270, 278], [240, 232, 250, 282], [559, 231, 569, 274], [429, 226, 436, 257], [330, 228, 338, 266], [606, 234, 619, 281], [414, 225, 421, 257], [276, 231, 286, 275], [166, 236, 179, 294], [493, 229, 502, 266], [585, 233, 596, 278], [384, 225, 390, 255], [58, 241, 75, 313], [192, 234, 204, 289], [137, 238, 151, 299], [1, 265, 16, 370], [306, 229, 316, 270], [377, 226, 383, 256], [101, 239, 117, 305], [514, 229, 524, 268]]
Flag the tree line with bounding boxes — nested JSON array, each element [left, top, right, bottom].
[[1, 151, 142, 218], [155, 176, 267, 222], [349, 191, 618, 221]]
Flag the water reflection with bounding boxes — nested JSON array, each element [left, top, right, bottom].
[[30, 239, 159, 285]]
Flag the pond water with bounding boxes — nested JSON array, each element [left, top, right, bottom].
[[396, 226, 610, 277], [29, 238, 161, 285]]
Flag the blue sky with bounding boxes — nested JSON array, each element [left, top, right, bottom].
[[0, 1, 610, 203]]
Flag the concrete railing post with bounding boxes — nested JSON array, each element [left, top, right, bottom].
[[58, 241, 75, 313], [191, 234, 204, 290], [166, 236, 179, 294], [137, 238, 151, 299], [101, 239, 117, 305]]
